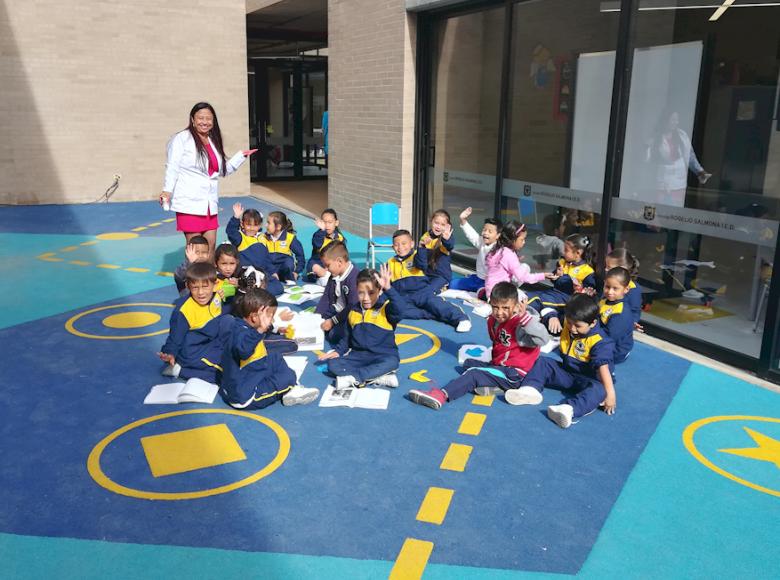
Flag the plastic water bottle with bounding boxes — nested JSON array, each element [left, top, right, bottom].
[[162, 200, 171, 212]]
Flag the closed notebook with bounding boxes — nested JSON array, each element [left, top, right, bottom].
[[144, 378, 219, 405]]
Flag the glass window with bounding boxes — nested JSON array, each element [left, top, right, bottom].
[[504, 0, 620, 273], [611, 2, 780, 358]]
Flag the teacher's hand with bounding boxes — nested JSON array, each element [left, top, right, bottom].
[[242, 149, 258, 157], [159, 192, 171, 207]]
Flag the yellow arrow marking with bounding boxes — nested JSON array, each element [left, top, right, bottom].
[[395, 332, 421, 346], [410, 370, 429, 382]]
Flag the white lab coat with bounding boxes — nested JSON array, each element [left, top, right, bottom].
[[163, 130, 246, 215]]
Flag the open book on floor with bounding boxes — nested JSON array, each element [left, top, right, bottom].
[[318, 385, 389, 410], [144, 378, 219, 405]]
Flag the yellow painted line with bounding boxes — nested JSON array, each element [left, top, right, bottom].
[[60, 246, 79, 252], [416, 487, 454, 525], [80, 240, 99, 246], [458, 412, 487, 436], [125, 267, 150, 273], [472, 394, 495, 407], [147, 222, 162, 227], [156, 271, 174, 277], [131, 226, 148, 232], [162, 218, 175, 223], [97, 264, 121, 270], [389, 538, 434, 580], [440, 443, 473, 472], [69, 260, 91, 266], [37, 253, 57, 259], [40, 256, 64, 262]]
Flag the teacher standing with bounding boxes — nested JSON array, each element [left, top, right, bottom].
[[159, 102, 255, 255]]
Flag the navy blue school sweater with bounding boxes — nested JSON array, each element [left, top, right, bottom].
[[161, 294, 226, 370], [334, 287, 411, 357], [599, 298, 634, 361], [226, 217, 274, 273], [261, 229, 306, 275], [387, 250, 431, 294], [315, 262, 360, 325], [558, 320, 615, 379], [552, 258, 597, 295], [417, 230, 454, 290], [305, 229, 346, 274]]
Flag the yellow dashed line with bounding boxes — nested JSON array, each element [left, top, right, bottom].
[[38, 253, 57, 259], [132, 227, 148, 232], [69, 260, 91, 266], [40, 256, 64, 262], [147, 222, 162, 227], [416, 487, 454, 525], [389, 538, 434, 580], [458, 412, 487, 436], [80, 240, 98, 246], [156, 271, 174, 277], [472, 394, 495, 407], [125, 267, 150, 273], [440, 443, 472, 472], [60, 246, 79, 252], [162, 218, 175, 223], [97, 264, 121, 270]]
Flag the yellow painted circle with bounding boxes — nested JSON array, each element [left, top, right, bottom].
[[87, 409, 290, 501], [96, 232, 139, 241], [66, 303, 172, 339], [398, 323, 441, 364], [102, 311, 161, 329], [682, 415, 780, 498]]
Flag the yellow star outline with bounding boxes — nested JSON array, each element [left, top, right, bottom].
[[719, 427, 780, 469]]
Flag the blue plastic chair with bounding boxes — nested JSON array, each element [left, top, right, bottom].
[[366, 202, 399, 268]]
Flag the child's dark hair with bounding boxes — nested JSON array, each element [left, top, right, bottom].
[[242, 208, 263, 225], [489, 220, 527, 257], [489, 282, 519, 304], [564, 294, 600, 325], [233, 287, 277, 319], [215, 243, 240, 264], [268, 210, 295, 233], [607, 248, 639, 279], [356, 268, 381, 292], [565, 233, 594, 264], [605, 266, 631, 287], [322, 208, 339, 221], [484, 217, 502, 231], [392, 229, 412, 240], [185, 261, 217, 284], [321, 240, 349, 261], [188, 235, 209, 247], [427, 209, 452, 270]]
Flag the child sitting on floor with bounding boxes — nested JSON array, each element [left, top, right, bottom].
[[226, 203, 273, 273], [314, 242, 359, 348], [387, 229, 471, 333], [417, 209, 455, 294], [599, 267, 634, 364], [407, 282, 550, 410], [484, 220, 550, 299], [305, 208, 346, 284], [173, 235, 211, 295], [605, 248, 642, 326], [261, 210, 305, 283], [506, 294, 616, 429], [318, 264, 411, 389], [218, 287, 319, 409], [158, 262, 228, 383], [214, 243, 241, 313], [450, 207, 501, 292]]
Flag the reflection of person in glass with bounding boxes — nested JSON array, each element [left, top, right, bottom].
[[646, 109, 711, 207]]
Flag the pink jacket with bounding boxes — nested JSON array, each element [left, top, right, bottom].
[[485, 247, 546, 298]]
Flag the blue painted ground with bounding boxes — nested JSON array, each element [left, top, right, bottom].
[[1, 199, 778, 579]]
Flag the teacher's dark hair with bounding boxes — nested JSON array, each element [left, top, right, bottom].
[[187, 102, 227, 176]]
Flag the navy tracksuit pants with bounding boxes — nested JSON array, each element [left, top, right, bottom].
[[402, 288, 467, 327], [521, 356, 607, 418], [442, 359, 525, 402], [327, 350, 400, 383]]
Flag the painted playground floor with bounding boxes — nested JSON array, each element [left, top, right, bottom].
[[0, 198, 778, 579]]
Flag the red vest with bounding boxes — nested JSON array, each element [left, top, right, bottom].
[[488, 314, 540, 374]]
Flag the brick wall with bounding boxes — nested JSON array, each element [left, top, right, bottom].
[[328, 0, 416, 237], [0, 0, 250, 205]]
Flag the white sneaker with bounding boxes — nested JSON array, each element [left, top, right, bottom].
[[162, 363, 181, 378], [547, 404, 574, 428], [369, 373, 399, 388], [456, 320, 472, 333], [505, 386, 544, 406], [336, 375, 359, 390], [282, 385, 320, 406]]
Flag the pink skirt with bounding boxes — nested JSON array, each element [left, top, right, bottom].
[[176, 211, 218, 233]]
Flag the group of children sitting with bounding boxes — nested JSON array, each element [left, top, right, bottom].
[[158, 203, 641, 429]]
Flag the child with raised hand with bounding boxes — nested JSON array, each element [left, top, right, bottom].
[[305, 208, 346, 284], [605, 248, 642, 326], [387, 229, 471, 332], [408, 282, 549, 410], [226, 203, 273, 273], [218, 287, 319, 409], [261, 210, 306, 283], [527, 233, 597, 334], [598, 267, 634, 364], [158, 262, 228, 383], [450, 207, 501, 292], [318, 264, 411, 389], [173, 235, 212, 295], [314, 242, 359, 347], [484, 220, 549, 299], [417, 209, 454, 294], [507, 294, 616, 429]]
